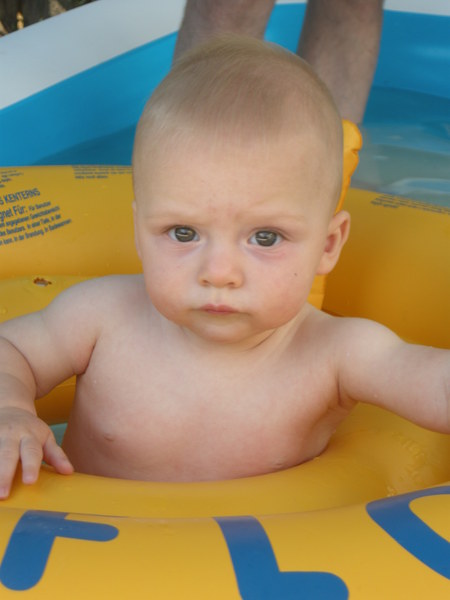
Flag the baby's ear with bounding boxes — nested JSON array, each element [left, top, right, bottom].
[[132, 201, 142, 261], [316, 210, 351, 275]]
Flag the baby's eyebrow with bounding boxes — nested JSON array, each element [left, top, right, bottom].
[[140, 209, 206, 225], [143, 207, 201, 218], [253, 212, 308, 227]]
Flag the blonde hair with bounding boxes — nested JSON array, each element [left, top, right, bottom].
[[133, 35, 343, 202]]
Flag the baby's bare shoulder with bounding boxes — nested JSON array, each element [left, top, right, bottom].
[[304, 307, 391, 338], [295, 308, 398, 361], [0, 275, 151, 392], [45, 274, 146, 317], [67, 273, 144, 300], [328, 314, 399, 350], [39, 274, 148, 359]]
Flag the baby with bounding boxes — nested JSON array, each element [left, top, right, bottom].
[[0, 36, 448, 499]]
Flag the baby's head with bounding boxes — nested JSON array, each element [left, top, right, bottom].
[[132, 36, 350, 345], [133, 34, 343, 216]]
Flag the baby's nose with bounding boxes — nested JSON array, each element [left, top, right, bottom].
[[198, 243, 244, 288]]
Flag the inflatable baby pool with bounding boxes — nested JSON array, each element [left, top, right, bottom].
[[0, 160, 449, 599], [0, 1, 449, 598]]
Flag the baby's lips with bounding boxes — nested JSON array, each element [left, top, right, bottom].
[[201, 304, 238, 315]]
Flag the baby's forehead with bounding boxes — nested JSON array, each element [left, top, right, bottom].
[[134, 124, 340, 220], [134, 121, 332, 179]]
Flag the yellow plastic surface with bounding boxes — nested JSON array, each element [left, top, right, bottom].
[[324, 189, 450, 348], [0, 165, 139, 277]]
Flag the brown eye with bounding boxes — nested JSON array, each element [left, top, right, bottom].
[[169, 226, 199, 242], [251, 231, 281, 247]]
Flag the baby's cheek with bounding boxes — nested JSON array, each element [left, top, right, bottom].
[[285, 275, 312, 309], [147, 281, 184, 324]]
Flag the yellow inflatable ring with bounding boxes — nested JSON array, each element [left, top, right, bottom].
[[0, 123, 450, 597]]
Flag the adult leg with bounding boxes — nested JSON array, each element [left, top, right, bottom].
[[20, 0, 49, 27], [0, 0, 20, 33], [298, 0, 384, 122], [174, 0, 275, 60]]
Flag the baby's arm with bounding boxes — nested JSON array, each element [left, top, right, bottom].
[[0, 279, 106, 498], [336, 318, 450, 432], [0, 333, 73, 498]]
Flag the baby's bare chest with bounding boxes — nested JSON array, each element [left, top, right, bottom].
[[83, 331, 328, 422], [71, 325, 343, 479]]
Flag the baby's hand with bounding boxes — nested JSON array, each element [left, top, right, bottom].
[[0, 407, 74, 499]]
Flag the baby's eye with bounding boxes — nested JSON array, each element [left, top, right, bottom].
[[249, 230, 281, 247], [169, 226, 199, 242]]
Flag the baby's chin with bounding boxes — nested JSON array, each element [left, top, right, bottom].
[[180, 318, 277, 349]]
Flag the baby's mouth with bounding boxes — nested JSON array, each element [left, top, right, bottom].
[[201, 304, 238, 315]]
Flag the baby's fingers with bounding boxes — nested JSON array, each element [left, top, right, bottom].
[[43, 435, 74, 475], [0, 437, 20, 499], [19, 435, 44, 485]]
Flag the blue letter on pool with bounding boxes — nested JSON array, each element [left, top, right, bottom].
[[0, 510, 118, 591]]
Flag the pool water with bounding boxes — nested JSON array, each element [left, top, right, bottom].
[[356, 88, 450, 206], [38, 125, 137, 167], [52, 423, 66, 446]]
